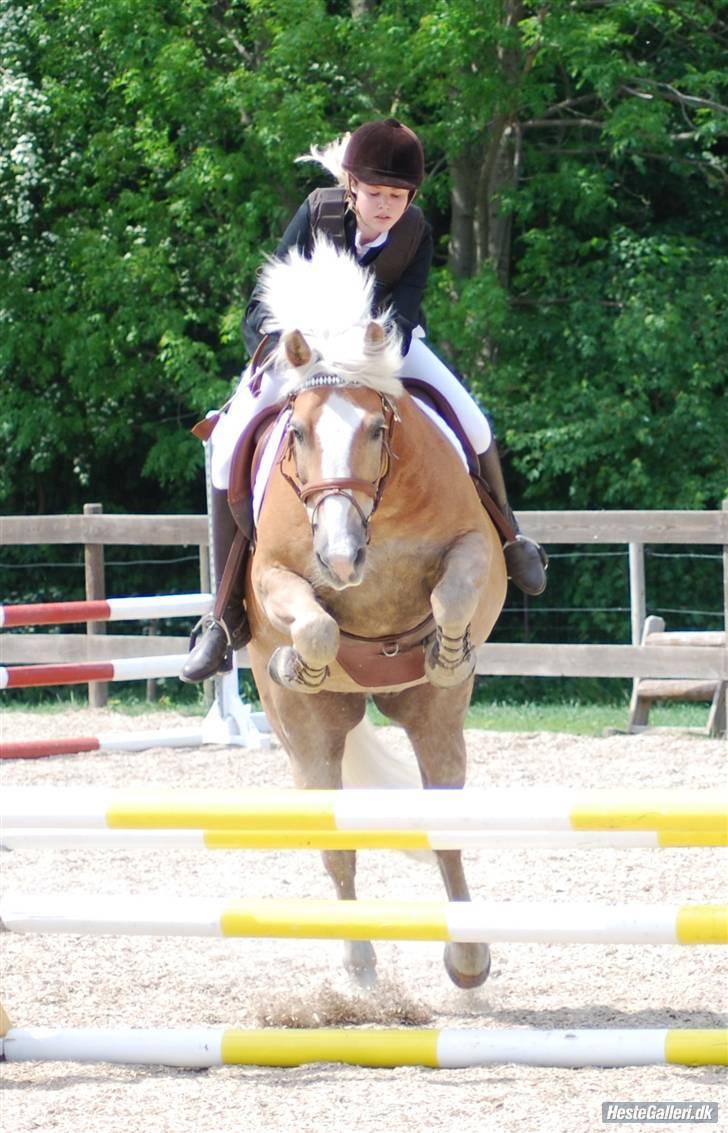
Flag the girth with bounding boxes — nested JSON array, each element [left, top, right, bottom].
[[335, 613, 435, 687]]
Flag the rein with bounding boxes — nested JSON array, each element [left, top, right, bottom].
[[278, 375, 398, 536]]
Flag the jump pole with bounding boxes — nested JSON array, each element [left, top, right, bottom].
[[0, 655, 189, 689], [3, 787, 725, 834], [0, 732, 205, 761], [3, 828, 722, 849], [1, 897, 725, 945], [2, 1027, 725, 1068], [0, 593, 212, 628], [0, 586, 269, 751]]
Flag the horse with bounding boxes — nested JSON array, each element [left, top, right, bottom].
[[242, 238, 507, 988]]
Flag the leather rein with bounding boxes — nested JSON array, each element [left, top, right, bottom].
[[277, 375, 399, 539]]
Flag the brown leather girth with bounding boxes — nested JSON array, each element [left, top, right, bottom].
[[335, 613, 436, 687]]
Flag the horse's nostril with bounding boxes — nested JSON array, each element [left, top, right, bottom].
[[354, 546, 366, 570]]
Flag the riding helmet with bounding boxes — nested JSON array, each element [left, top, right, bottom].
[[342, 118, 425, 190]]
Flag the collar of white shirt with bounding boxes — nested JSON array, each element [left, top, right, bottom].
[[355, 229, 388, 260]]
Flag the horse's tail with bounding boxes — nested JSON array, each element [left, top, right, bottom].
[[342, 718, 422, 789], [342, 719, 432, 863]]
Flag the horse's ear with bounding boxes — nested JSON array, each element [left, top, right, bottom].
[[283, 329, 312, 368], [363, 322, 386, 352]]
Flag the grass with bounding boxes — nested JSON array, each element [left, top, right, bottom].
[[463, 700, 711, 736], [3, 691, 713, 738]]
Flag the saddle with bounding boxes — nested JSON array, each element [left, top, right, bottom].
[[227, 400, 288, 541]]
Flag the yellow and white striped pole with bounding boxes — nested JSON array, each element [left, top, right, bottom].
[[3, 787, 726, 837], [1, 897, 726, 945], [3, 827, 723, 849], [2, 1027, 726, 1068]]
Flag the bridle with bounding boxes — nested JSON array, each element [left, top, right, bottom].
[[278, 374, 399, 540]]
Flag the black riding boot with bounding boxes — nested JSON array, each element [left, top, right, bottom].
[[477, 443, 548, 597], [180, 488, 250, 683]]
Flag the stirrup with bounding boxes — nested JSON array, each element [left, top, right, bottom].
[[502, 534, 549, 597], [503, 533, 549, 567], [189, 612, 233, 650]]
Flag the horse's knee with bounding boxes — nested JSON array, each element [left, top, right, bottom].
[[291, 610, 339, 667], [430, 533, 489, 629]]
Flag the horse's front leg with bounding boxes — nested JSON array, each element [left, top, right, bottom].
[[375, 681, 490, 989], [259, 566, 339, 693], [267, 688, 376, 987], [425, 531, 490, 688]]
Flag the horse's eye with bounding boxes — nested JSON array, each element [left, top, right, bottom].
[[370, 421, 386, 441], [290, 422, 305, 444]]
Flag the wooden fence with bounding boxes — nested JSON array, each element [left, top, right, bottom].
[[1, 504, 726, 693]]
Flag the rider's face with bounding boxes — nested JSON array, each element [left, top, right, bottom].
[[351, 180, 410, 240]]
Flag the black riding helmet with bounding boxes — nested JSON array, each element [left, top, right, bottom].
[[342, 118, 425, 191]]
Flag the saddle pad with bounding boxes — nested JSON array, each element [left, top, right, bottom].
[[252, 410, 291, 526], [412, 399, 468, 469]]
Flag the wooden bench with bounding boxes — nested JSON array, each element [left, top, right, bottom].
[[627, 615, 727, 737]]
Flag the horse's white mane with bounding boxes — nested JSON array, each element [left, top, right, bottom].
[[295, 135, 350, 186], [258, 237, 404, 397]]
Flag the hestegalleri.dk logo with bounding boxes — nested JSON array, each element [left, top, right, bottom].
[[602, 1102, 718, 1124]]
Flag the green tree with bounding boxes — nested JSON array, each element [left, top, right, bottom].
[[1, 0, 345, 513]]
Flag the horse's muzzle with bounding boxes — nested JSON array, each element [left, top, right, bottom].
[[315, 543, 367, 589]]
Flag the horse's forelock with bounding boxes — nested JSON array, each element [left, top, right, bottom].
[[259, 238, 404, 398]]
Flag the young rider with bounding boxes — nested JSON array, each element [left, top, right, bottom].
[[181, 118, 547, 683]]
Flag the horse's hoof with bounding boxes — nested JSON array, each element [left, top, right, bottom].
[[443, 942, 491, 989], [344, 940, 378, 989], [267, 646, 329, 693]]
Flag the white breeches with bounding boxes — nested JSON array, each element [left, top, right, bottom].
[[402, 337, 492, 453], [210, 335, 492, 491]]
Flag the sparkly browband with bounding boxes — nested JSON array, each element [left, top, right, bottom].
[[298, 372, 361, 390]]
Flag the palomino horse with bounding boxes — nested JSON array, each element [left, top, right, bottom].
[[243, 239, 507, 988]]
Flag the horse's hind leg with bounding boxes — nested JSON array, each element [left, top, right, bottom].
[[259, 682, 377, 986], [374, 680, 490, 989]]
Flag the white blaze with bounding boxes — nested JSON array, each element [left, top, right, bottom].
[[314, 394, 369, 562]]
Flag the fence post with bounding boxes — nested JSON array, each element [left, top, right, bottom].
[[628, 543, 646, 641], [628, 541, 646, 696], [202, 442, 215, 707], [83, 503, 107, 708], [723, 500, 728, 638]]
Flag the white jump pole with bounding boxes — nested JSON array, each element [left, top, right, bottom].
[[0, 655, 192, 690], [2, 1027, 725, 1068], [1, 896, 725, 945], [2, 787, 724, 833], [0, 594, 212, 628], [3, 828, 719, 850]]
